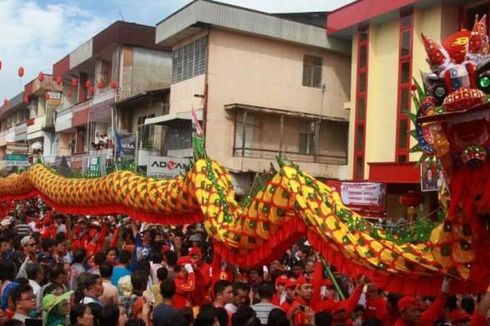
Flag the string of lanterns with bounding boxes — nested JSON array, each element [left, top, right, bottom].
[[0, 59, 120, 108]]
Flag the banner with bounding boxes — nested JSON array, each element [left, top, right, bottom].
[[147, 156, 191, 178], [420, 159, 444, 192], [340, 182, 386, 209], [116, 134, 136, 159]]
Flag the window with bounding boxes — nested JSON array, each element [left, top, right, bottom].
[[299, 120, 316, 154], [137, 114, 156, 149], [235, 113, 257, 155], [359, 73, 367, 92], [356, 125, 365, 151], [398, 119, 408, 148], [355, 156, 364, 180], [357, 97, 365, 120], [400, 89, 410, 113], [172, 36, 208, 83], [167, 126, 192, 150], [359, 45, 367, 69], [302, 55, 322, 88]]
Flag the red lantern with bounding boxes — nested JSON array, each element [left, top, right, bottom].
[[399, 191, 424, 207], [71, 78, 78, 87], [89, 86, 95, 95], [55, 75, 62, 86], [38, 72, 45, 82], [0, 60, 2, 70], [97, 80, 105, 89], [110, 80, 118, 89], [67, 90, 72, 98], [23, 94, 29, 103], [18, 66, 24, 78], [85, 80, 92, 89]]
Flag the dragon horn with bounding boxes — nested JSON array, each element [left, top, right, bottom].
[[421, 33, 449, 69], [468, 14, 489, 55]]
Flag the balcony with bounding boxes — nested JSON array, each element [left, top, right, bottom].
[[5, 127, 15, 143], [14, 122, 27, 142], [228, 105, 348, 166], [27, 115, 46, 140], [55, 107, 74, 132]]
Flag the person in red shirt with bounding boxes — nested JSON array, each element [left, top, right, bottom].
[[189, 247, 208, 306], [394, 277, 450, 326], [173, 256, 196, 309], [288, 276, 315, 326], [280, 278, 297, 312], [272, 274, 288, 306], [363, 283, 389, 322]]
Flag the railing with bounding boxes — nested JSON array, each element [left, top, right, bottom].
[[232, 147, 347, 165]]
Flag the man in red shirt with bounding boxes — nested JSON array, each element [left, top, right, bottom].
[[280, 278, 297, 312], [173, 256, 196, 309], [288, 276, 315, 326], [272, 274, 288, 306]]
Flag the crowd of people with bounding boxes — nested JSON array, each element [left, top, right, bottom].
[[0, 201, 488, 325]]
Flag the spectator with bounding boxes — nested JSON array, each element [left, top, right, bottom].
[[151, 266, 168, 305], [111, 250, 131, 286], [42, 289, 73, 326], [251, 282, 282, 325], [121, 270, 147, 320], [267, 308, 289, 326], [26, 263, 44, 312], [70, 303, 94, 326], [70, 249, 87, 290], [99, 262, 119, 305], [100, 304, 128, 326], [153, 278, 178, 325], [10, 284, 37, 323], [78, 273, 104, 325], [226, 282, 251, 313]]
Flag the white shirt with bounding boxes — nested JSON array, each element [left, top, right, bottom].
[[29, 279, 42, 312]]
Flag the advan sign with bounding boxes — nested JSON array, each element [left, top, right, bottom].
[[147, 156, 191, 178]]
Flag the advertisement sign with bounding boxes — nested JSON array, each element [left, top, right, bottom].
[[46, 91, 62, 106], [147, 156, 191, 178], [6, 142, 29, 155], [87, 156, 101, 177], [5, 154, 29, 167], [117, 134, 136, 159]]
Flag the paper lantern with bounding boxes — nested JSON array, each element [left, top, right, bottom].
[[110, 80, 118, 89], [38, 72, 45, 82], [85, 80, 92, 89], [55, 75, 62, 86], [399, 191, 424, 207], [18, 66, 24, 78], [97, 80, 105, 89], [0, 60, 2, 70], [71, 78, 78, 87]]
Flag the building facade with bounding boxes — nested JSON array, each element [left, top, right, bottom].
[[150, 0, 352, 192], [50, 21, 172, 173], [327, 0, 485, 217]]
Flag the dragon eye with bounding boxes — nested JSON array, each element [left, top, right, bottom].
[[478, 74, 490, 92]]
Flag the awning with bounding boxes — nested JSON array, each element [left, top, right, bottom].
[[225, 103, 349, 122], [145, 109, 203, 126]]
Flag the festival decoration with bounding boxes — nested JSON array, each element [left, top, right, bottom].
[[55, 75, 62, 86], [85, 80, 92, 89], [97, 80, 105, 89], [18, 66, 24, 78], [0, 15, 489, 297], [71, 78, 78, 88], [110, 80, 118, 89]]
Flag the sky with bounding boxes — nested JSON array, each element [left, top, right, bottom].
[[0, 0, 353, 100]]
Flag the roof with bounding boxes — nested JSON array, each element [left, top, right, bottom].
[[53, 21, 168, 76], [145, 109, 203, 126], [115, 88, 169, 108], [156, 0, 350, 54], [225, 103, 349, 122], [327, 0, 443, 38]]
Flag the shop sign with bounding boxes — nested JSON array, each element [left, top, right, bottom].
[[147, 156, 190, 178]]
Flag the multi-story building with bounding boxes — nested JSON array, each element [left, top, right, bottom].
[[51, 21, 172, 172], [0, 93, 29, 163], [327, 0, 485, 217], [23, 75, 63, 162], [148, 0, 351, 192]]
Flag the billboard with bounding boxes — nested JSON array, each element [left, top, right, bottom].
[[147, 156, 191, 178]]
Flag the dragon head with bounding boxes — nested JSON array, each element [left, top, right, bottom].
[[416, 15, 490, 173]]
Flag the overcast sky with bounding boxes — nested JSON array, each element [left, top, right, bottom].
[[0, 0, 354, 100]]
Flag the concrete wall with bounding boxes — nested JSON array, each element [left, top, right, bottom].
[[202, 28, 350, 177], [119, 47, 172, 100], [131, 48, 172, 96]]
